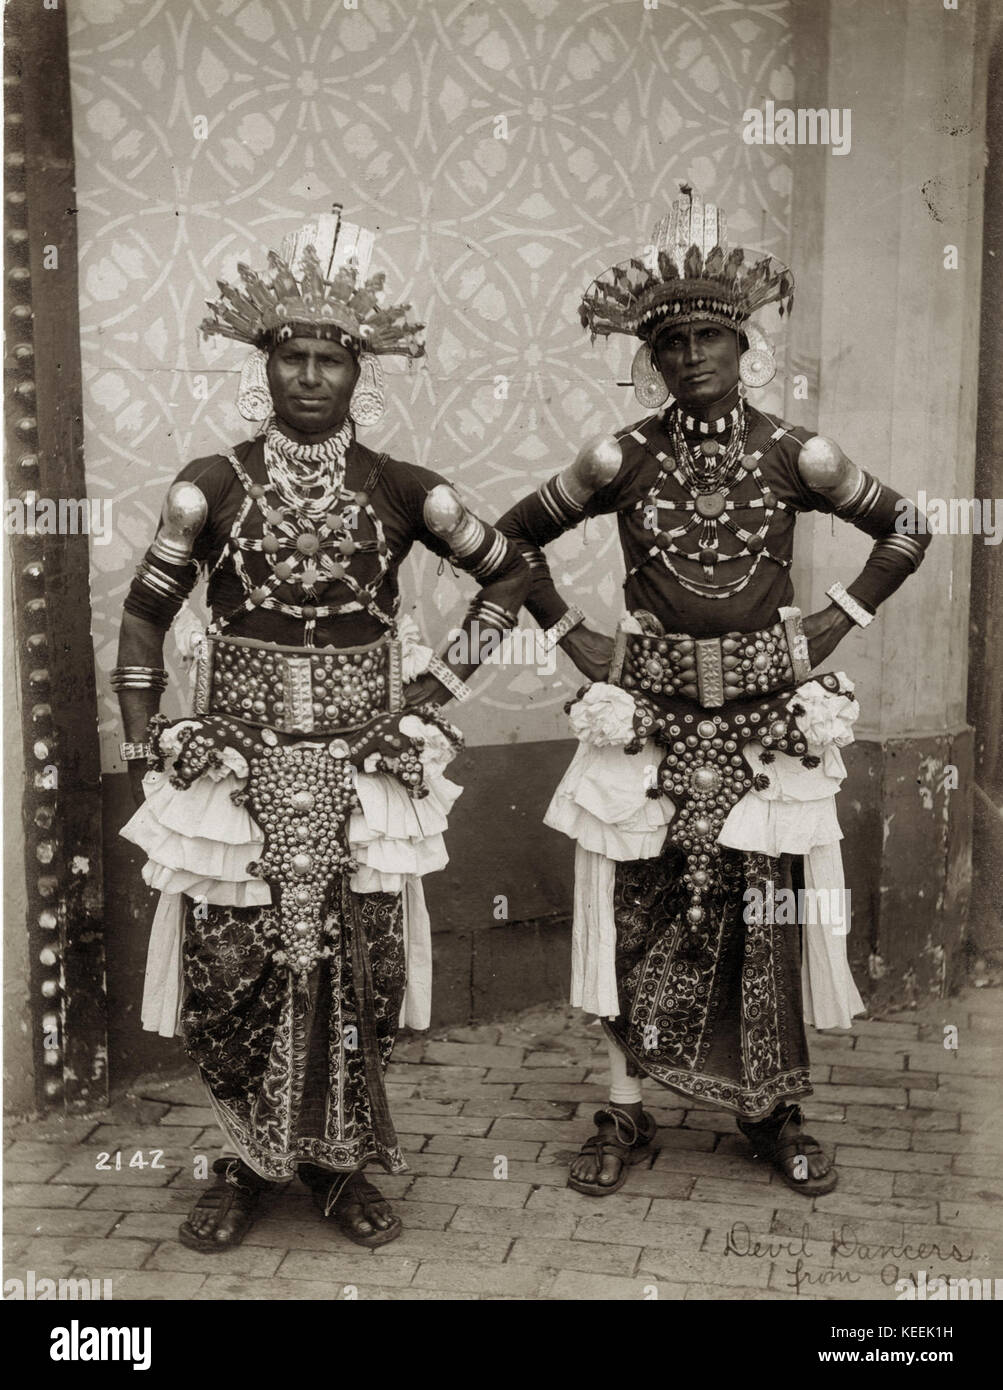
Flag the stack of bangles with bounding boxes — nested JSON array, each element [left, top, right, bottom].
[[110, 665, 169, 693], [135, 557, 197, 605], [425, 596, 520, 703]]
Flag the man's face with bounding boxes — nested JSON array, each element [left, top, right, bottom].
[[266, 337, 360, 436], [650, 319, 740, 410]]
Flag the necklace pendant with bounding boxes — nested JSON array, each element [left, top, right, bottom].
[[694, 491, 726, 519], [699, 439, 721, 458]]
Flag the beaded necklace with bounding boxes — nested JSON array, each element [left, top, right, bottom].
[[626, 405, 795, 599], [670, 404, 742, 437], [208, 431, 397, 646], [263, 417, 351, 520], [669, 400, 749, 498]]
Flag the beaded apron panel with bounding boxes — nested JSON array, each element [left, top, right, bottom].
[[245, 742, 357, 976], [617, 669, 854, 933], [149, 709, 436, 979]]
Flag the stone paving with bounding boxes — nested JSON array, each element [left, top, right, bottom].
[[4, 987, 1001, 1301]]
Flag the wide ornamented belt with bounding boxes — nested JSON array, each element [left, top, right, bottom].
[[609, 607, 811, 708], [192, 633, 404, 735]]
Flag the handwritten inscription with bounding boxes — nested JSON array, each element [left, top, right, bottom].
[[725, 1221, 974, 1297]]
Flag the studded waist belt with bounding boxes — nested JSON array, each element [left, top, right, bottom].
[[609, 607, 811, 709], [193, 633, 404, 734]]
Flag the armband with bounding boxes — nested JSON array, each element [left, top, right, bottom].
[[797, 436, 873, 516], [538, 436, 622, 525], [150, 482, 208, 566], [423, 485, 516, 579], [111, 666, 168, 691]]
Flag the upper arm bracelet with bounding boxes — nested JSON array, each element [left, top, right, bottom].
[[537, 435, 622, 526], [150, 482, 208, 566], [423, 485, 519, 580]]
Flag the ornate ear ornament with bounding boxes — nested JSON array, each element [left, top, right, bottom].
[[348, 351, 386, 427], [631, 342, 670, 409], [738, 321, 777, 389], [237, 349, 272, 423]]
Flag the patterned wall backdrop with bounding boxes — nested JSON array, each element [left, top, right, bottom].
[[68, 0, 794, 769]]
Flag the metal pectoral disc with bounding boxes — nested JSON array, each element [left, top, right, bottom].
[[695, 491, 726, 519]]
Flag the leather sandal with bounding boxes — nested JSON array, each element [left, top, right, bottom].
[[567, 1107, 657, 1197], [301, 1164, 403, 1248], [737, 1104, 838, 1196], [178, 1156, 268, 1252]]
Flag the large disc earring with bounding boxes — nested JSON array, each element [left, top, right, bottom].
[[631, 342, 669, 409], [738, 323, 776, 389], [237, 349, 272, 423], [349, 352, 386, 427]]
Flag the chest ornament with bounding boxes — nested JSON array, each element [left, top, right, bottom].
[[627, 405, 793, 599], [213, 446, 396, 643]]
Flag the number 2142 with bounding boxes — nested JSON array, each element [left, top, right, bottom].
[[95, 1150, 165, 1170]]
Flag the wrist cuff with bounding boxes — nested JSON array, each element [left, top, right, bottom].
[[427, 655, 472, 703], [542, 606, 585, 651], [827, 581, 875, 628]]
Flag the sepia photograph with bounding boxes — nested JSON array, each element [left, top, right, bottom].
[[2, 0, 1000, 1348]]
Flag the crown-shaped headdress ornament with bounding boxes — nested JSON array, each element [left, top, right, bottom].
[[580, 185, 794, 343], [200, 206, 425, 358]]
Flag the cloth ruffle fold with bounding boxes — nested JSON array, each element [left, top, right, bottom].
[[544, 739, 674, 861], [123, 767, 265, 906], [718, 744, 845, 857], [349, 769, 460, 892]]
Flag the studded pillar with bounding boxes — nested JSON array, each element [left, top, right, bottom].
[[4, 2, 107, 1111]]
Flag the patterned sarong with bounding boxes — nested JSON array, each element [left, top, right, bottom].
[[605, 844, 811, 1119], [180, 888, 407, 1180]]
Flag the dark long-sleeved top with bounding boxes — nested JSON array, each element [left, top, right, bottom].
[[125, 433, 527, 647], [497, 408, 930, 639]]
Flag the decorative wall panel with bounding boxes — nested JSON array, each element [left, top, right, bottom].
[[68, 0, 794, 769]]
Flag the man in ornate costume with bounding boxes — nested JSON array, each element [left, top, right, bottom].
[[115, 210, 529, 1250], [498, 187, 930, 1198]]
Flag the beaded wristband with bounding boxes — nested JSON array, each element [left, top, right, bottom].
[[826, 582, 874, 629], [541, 605, 586, 652], [426, 654, 472, 703], [119, 741, 152, 761]]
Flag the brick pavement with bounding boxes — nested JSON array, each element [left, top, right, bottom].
[[4, 987, 1001, 1301]]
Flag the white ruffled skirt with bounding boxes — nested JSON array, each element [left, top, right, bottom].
[[546, 675, 866, 1031], [123, 730, 461, 1038]]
